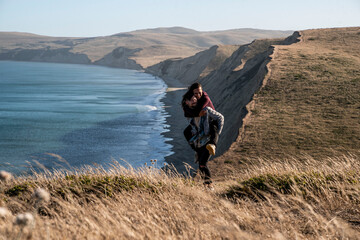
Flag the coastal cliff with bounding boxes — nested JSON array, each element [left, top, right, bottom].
[[0, 28, 300, 171], [146, 32, 300, 171], [94, 47, 143, 70]]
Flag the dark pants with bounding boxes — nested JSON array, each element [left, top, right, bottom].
[[183, 121, 219, 184]]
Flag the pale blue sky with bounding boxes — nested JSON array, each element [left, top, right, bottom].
[[0, 0, 359, 37]]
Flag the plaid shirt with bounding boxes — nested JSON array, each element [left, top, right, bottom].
[[188, 107, 224, 148]]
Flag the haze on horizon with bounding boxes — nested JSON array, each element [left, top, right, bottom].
[[0, 0, 359, 37]]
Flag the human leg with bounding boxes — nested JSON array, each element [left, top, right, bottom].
[[208, 120, 219, 146], [197, 146, 212, 185]]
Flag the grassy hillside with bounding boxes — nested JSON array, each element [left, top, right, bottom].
[[211, 27, 360, 177], [1, 28, 359, 239]]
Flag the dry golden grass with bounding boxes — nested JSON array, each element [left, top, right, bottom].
[[1, 155, 360, 239]]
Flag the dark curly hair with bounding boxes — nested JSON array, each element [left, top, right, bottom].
[[188, 82, 202, 93], [181, 90, 194, 109]]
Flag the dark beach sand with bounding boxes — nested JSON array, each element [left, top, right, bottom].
[[159, 77, 198, 174]]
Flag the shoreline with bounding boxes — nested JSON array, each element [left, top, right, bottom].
[[1, 60, 201, 173], [0, 62, 173, 174], [158, 77, 198, 173]]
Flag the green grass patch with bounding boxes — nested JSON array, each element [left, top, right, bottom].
[[60, 174, 163, 198], [224, 171, 359, 201], [2, 174, 167, 203], [5, 182, 34, 196]]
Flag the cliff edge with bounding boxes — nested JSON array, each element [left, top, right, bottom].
[[146, 32, 300, 172]]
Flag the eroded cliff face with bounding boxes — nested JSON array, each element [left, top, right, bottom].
[[147, 32, 300, 160], [94, 47, 143, 70], [146, 46, 219, 84], [146, 45, 240, 85]]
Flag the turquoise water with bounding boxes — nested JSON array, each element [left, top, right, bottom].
[[0, 61, 172, 174]]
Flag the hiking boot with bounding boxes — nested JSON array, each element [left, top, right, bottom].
[[206, 144, 216, 155], [204, 183, 214, 191]]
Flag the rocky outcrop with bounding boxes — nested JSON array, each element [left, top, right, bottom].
[[201, 44, 274, 156], [146, 45, 240, 85], [94, 47, 143, 70], [146, 46, 218, 84], [0, 48, 91, 64], [147, 32, 301, 165]]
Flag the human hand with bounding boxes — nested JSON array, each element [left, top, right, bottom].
[[199, 110, 207, 116]]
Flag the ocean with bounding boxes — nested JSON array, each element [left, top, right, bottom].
[[0, 61, 172, 174]]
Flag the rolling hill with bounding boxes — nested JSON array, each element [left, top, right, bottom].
[[0, 27, 293, 68]]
